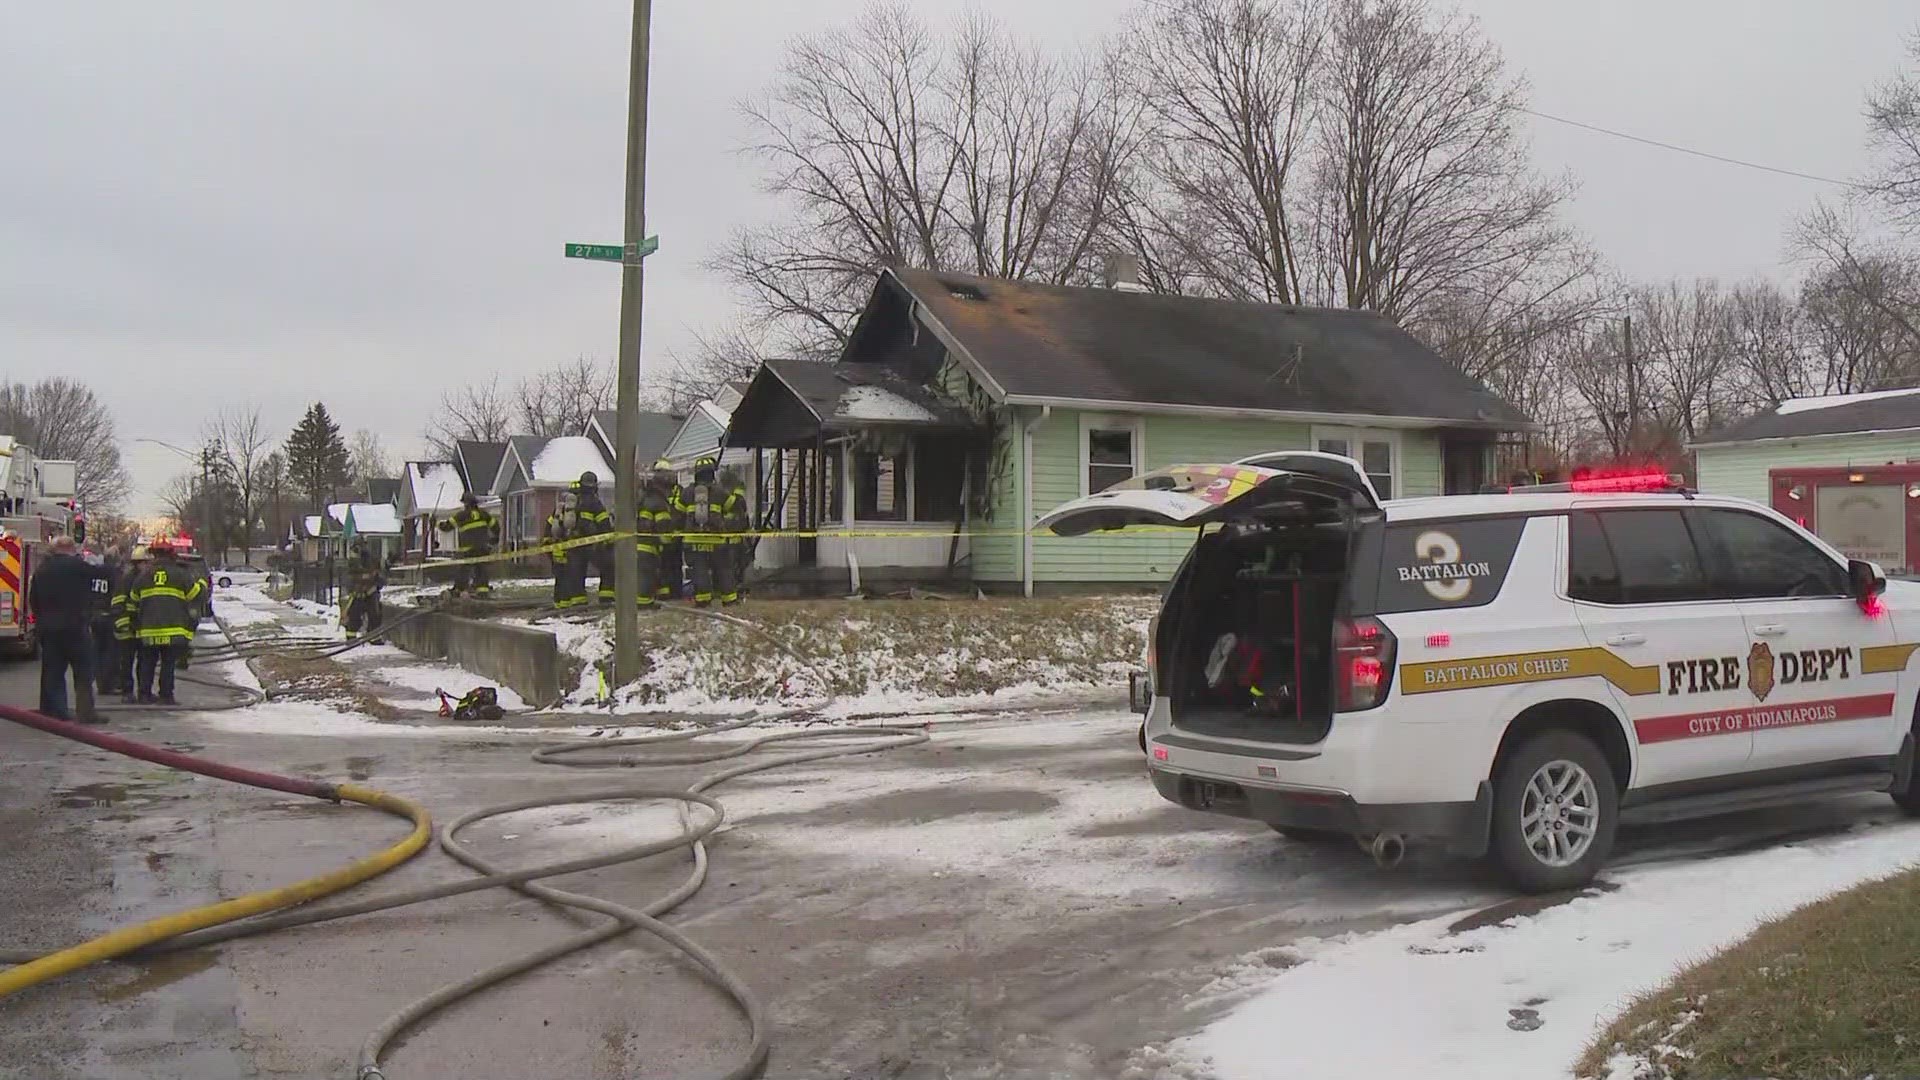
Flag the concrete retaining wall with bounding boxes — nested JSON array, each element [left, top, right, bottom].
[[384, 612, 568, 709]]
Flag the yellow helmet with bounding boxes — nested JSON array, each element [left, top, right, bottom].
[[131, 545, 149, 561]]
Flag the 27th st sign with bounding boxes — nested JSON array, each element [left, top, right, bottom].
[[564, 237, 660, 264]]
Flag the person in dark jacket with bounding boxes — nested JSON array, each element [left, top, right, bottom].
[[90, 546, 125, 695], [110, 546, 145, 695], [653, 459, 683, 600], [27, 535, 107, 722], [343, 542, 386, 639], [571, 472, 617, 605], [673, 457, 745, 607], [634, 469, 675, 608], [126, 537, 205, 705], [436, 493, 499, 596]]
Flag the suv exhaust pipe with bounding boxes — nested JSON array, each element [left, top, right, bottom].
[[1360, 832, 1406, 869]]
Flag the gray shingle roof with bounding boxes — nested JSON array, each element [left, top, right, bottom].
[[888, 268, 1528, 428], [1694, 390, 1920, 445]]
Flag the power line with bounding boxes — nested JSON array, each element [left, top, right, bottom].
[[1521, 108, 1865, 190]]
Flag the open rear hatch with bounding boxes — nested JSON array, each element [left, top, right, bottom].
[[1040, 453, 1384, 745]]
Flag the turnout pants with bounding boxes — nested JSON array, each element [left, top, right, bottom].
[[454, 552, 492, 595], [136, 641, 185, 700], [688, 544, 739, 605], [552, 556, 587, 609], [91, 617, 120, 693], [586, 537, 616, 603], [38, 623, 94, 719], [345, 591, 384, 635], [116, 636, 135, 693], [635, 547, 659, 607], [659, 541, 682, 600]]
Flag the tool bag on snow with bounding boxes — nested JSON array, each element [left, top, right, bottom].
[[436, 686, 505, 721]]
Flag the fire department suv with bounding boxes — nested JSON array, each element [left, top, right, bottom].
[[1040, 453, 1920, 892]]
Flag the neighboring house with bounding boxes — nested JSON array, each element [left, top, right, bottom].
[[453, 440, 508, 501], [295, 514, 327, 562], [365, 477, 401, 506], [725, 267, 1532, 594], [325, 502, 403, 563], [583, 409, 682, 474], [489, 434, 614, 549], [398, 460, 466, 557], [661, 383, 755, 472], [1693, 387, 1920, 575]]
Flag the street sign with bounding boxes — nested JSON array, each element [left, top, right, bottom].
[[564, 235, 660, 263]]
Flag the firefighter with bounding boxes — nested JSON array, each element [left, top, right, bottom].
[[571, 471, 616, 605], [634, 467, 675, 608], [111, 546, 145, 696], [126, 537, 204, 705], [674, 456, 742, 607], [436, 492, 499, 596], [544, 490, 585, 609], [715, 464, 750, 606], [90, 545, 125, 696], [654, 459, 683, 600], [26, 534, 106, 722], [342, 542, 386, 639]]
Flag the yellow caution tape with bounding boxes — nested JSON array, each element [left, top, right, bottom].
[[388, 524, 1199, 572]]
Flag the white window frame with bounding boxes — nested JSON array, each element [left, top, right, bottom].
[[1081, 414, 1147, 498], [1310, 425, 1401, 500]]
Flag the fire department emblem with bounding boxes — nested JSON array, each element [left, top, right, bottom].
[[1748, 641, 1776, 702]]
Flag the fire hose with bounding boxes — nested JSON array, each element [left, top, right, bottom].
[[0, 598, 931, 1080]]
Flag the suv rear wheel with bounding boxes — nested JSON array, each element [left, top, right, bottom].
[[1489, 729, 1618, 893]]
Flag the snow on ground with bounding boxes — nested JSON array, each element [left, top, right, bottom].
[[1128, 817, 1920, 1080], [192, 697, 635, 741], [213, 590, 284, 627]]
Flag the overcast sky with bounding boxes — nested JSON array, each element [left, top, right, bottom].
[[2, 0, 1914, 516]]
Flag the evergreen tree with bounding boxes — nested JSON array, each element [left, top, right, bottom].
[[283, 403, 351, 511]]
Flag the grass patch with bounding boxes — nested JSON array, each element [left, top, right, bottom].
[[1577, 864, 1920, 1079], [253, 653, 400, 720], [560, 595, 1155, 707]]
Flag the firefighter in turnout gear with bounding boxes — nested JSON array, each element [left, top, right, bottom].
[[545, 491, 585, 609], [342, 542, 386, 639], [654, 458, 683, 600], [634, 467, 675, 608], [674, 457, 743, 607], [126, 537, 205, 704], [715, 464, 750, 605], [111, 546, 146, 697], [437, 492, 500, 596], [570, 471, 617, 604]]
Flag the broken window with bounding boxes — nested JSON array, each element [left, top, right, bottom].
[[1086, 425, 1137, 494], [914, 437, 967, 522], [854, 447, 907, 521]]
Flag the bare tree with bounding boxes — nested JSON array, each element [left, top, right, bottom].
[[1865, 32, 1920, 232], [425, 377, 512, 461], [0, 377, 132, 510], [254, 451, 291, 551], [659, 322, 771, 412], [718, 3, 1138, 359], [204, 406, 274, 559], [515, 356, 615, 437], [1120, 0, 1327, 303], [157, 473, 197, 532], [1721, 282, 1810, 407], [347, 428, 395, 486], [1800, 258, 1920, 394]]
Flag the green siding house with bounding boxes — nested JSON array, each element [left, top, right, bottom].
[[725, 268, 1531, 594], [1694, 389, 1920, 503]]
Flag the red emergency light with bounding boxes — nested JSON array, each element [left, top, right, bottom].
[[1509, 469, 1684, 495]]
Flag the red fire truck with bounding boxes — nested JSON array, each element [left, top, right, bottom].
[[1769, 463, 1920, 577]]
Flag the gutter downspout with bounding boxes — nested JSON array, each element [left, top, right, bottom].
[[1020, 405, 1052, 599]]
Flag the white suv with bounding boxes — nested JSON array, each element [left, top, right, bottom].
[[1041, 453, 1920, 892]]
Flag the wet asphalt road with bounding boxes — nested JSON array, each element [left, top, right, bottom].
[[1, 638, 1909, 1080]]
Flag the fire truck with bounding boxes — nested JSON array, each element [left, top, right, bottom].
[[0, 436, 80, 658]]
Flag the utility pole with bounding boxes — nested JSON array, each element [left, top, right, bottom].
[[1622, 314, 1637, 459], [612, 0, 654, 686], [199, 444, 215, 555]]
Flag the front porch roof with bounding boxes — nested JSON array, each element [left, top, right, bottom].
[[726, 359, 986, 449]]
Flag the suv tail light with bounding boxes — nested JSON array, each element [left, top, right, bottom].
[[1333, 616, 1396, 711]]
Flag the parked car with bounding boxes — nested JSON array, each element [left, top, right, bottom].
[[209, 564, 269, 588], [1040, 451, 1920, 893]]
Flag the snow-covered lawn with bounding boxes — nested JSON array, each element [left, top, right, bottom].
[[529, 596, 1154, 717], [365, 664, 527, 711], [1129, 812, 1920, 1080]]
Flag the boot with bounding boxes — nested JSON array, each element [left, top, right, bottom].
[[158, 692, 178, 706], [74, 685, 103, 725], [122, 691, 138, 705]]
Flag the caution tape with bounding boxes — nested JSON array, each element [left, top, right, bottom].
[[385, 524, 1200, 572]]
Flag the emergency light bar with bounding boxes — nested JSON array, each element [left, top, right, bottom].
[[1508, 471, 1687, 495]]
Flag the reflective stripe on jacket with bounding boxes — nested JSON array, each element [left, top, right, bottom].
[[128, 559, 204, 644]]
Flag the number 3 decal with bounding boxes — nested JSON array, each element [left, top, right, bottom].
[[1414, 530, 1472, 602]]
